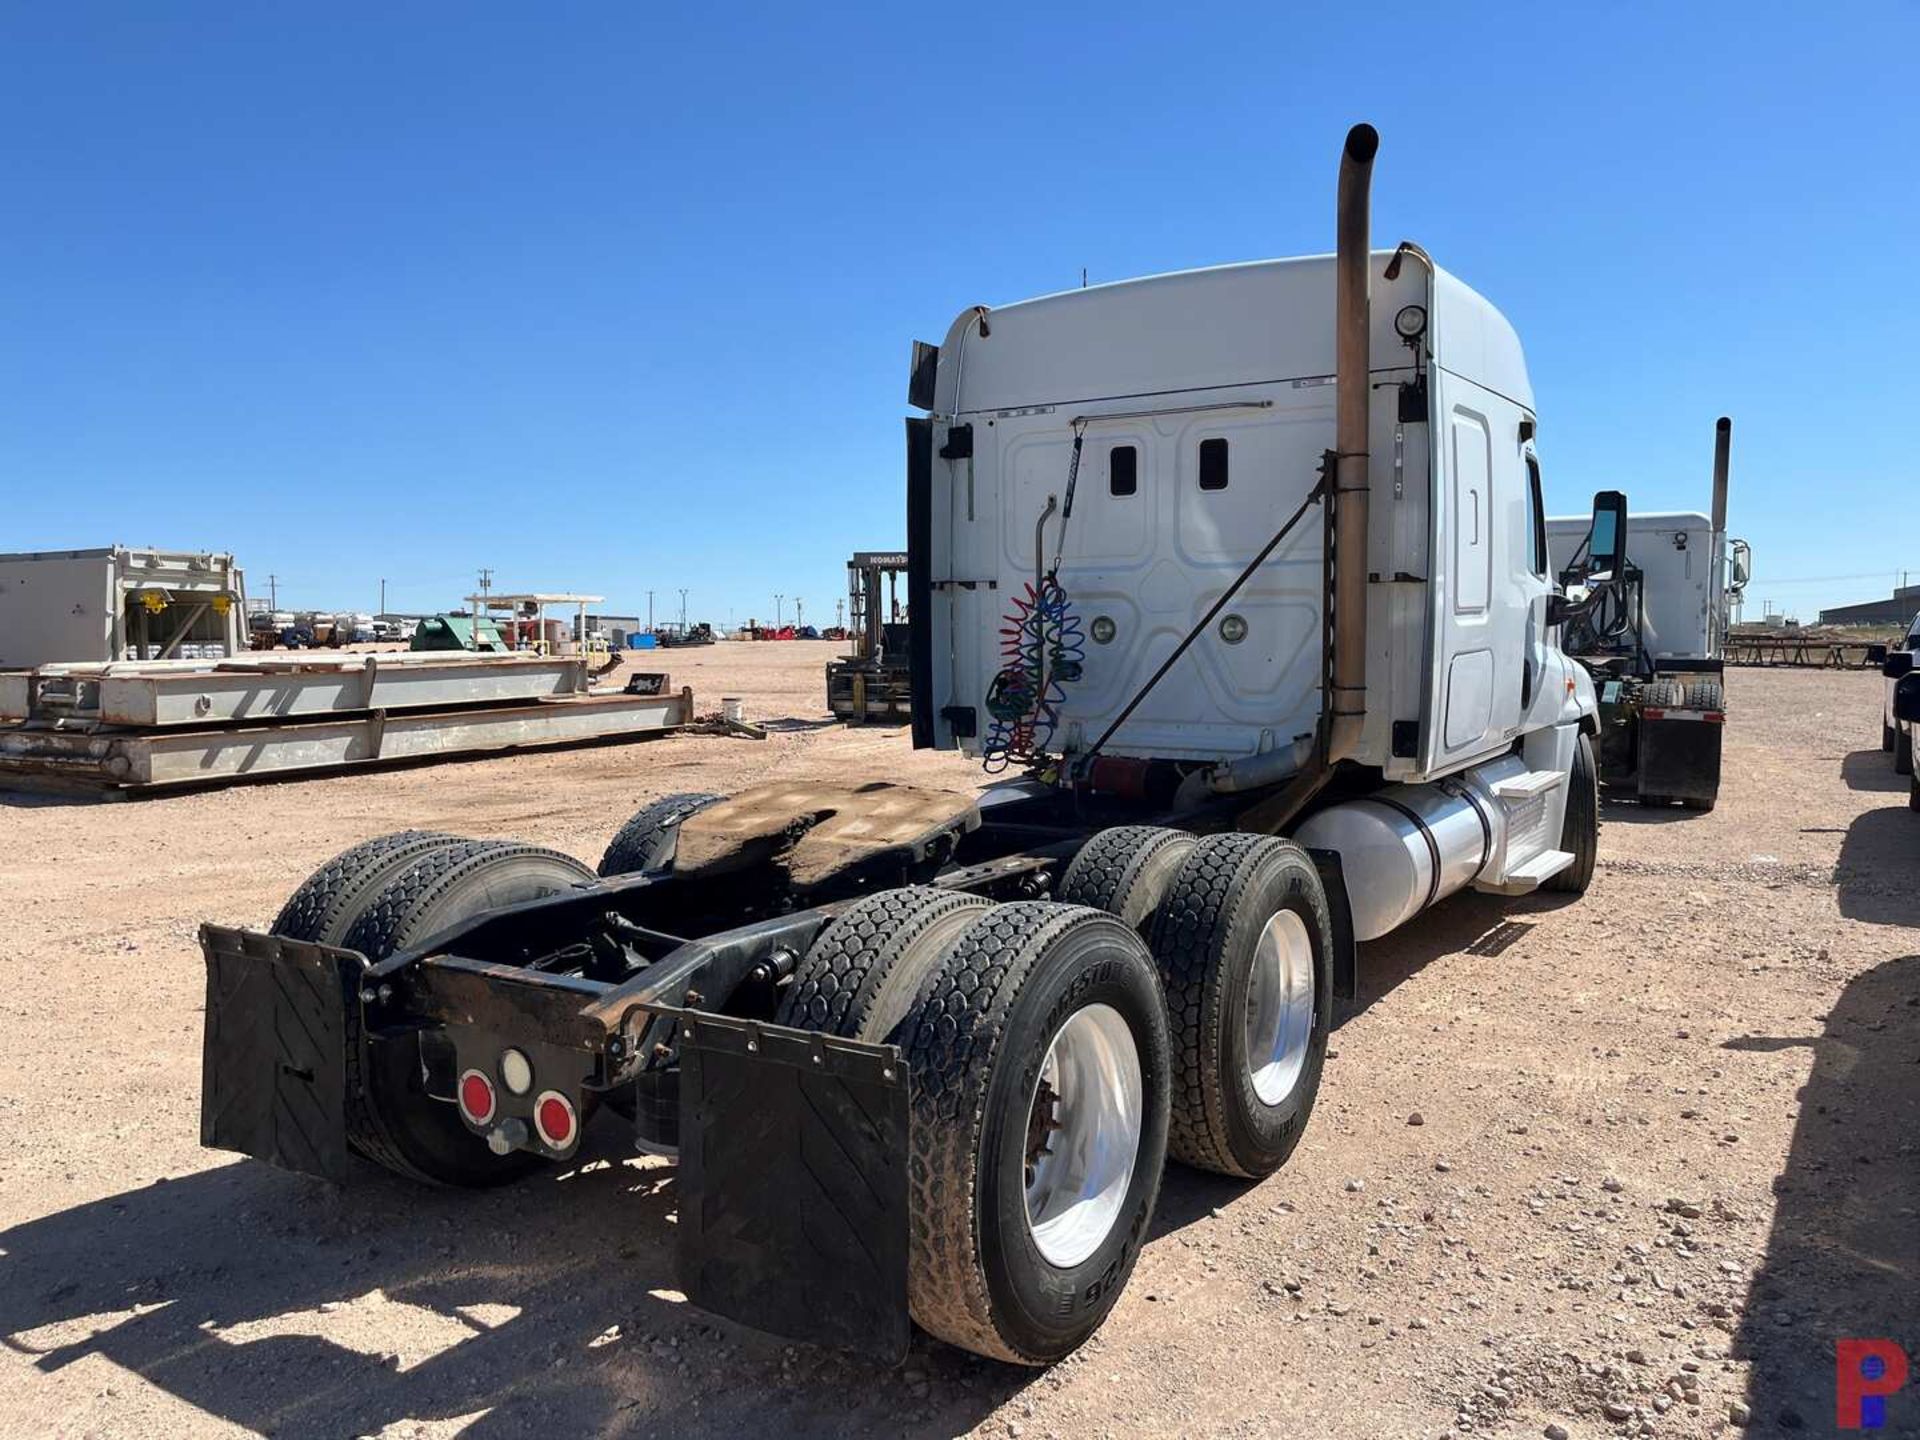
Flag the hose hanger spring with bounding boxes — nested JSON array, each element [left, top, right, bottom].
[[983, 424, 1089, 774]]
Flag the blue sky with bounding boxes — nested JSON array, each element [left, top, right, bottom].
[[2, 4, 1914, 626]]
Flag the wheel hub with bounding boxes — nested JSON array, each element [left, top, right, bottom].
[[1244, 909, 1315, 1106], [1022, 1002, 1143, 1269]]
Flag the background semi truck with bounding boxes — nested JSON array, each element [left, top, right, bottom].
[[198, 126, 1605, 1367], [1546, 419, 1750, 811], [1881, 610, 1920, 780]]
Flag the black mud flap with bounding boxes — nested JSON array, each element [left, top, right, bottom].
[[677, 1012, 911, 1361], [1638, 713, 1723, 805], [200, 924, 363, 1184]]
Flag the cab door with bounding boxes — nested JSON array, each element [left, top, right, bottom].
[[1421, 375, 1532, 774]]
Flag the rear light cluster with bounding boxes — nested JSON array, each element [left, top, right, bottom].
[[534, 1091, 578, 1149], [456, 1051, 578, 1152], [458, 1069, 497, 1126]]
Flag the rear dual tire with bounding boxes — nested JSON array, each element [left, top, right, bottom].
[[783, 891, 1171, 1365], [1149, 834, 1334, 1179], [1059, 826, 1336, 1180], [598, 792, 724, 877], [271, 833, 594, 1187]]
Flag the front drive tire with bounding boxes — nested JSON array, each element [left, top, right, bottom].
[[904, 903, 1171, 1365], [1149, 834, 1334, 1179], [1896, 726, 1914, 778], [775, 886, 993, 1042], [1547, 732, 1600, 893], [1055, 825, 1197, 933]]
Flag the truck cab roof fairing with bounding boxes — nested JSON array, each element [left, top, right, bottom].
[[933, 254, 1532, 421]]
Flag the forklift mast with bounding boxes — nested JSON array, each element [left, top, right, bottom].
[[848, 551, 908, 662]]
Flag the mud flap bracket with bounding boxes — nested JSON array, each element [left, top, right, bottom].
[[676, 1011, 911, 1361]]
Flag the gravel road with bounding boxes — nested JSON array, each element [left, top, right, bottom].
[[1, 647, 1912, 1439]]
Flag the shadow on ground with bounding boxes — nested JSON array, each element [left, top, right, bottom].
[[0, 1128, 1032, 1439], [1835, 805, 1920, 928], [1725, 954, 1920, 1430], [1841, 748, 1906, 794]]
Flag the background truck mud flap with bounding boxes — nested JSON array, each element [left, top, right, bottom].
[[677, 1012, 911, 1361], [1638, 710, 1723, 804], [200, 924, 363, 1183]]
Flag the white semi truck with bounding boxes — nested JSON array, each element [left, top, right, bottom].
[[196, 126, 1603, 1367], [1546, 421, 1751, 811]]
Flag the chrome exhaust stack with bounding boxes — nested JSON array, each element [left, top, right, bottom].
[[1328, 123, 1378, 764], [1710, 416, 1732, 536]]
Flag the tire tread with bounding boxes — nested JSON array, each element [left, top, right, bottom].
[[904, 902, 1107, 1363], [598, 792, 723, 877], [775, 886, 992, 1039], [1149, 834, 1269, 1176]]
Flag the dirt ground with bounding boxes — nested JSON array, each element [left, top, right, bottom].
[[1, 645, 1913, 1440]]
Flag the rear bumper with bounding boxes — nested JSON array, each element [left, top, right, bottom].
[[198, 924, 913, 1360]]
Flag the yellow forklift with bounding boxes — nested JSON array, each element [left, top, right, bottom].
[[826, 550, 911, 723]]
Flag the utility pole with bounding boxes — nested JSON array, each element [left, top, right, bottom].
[[679, 588, 688, 630], [379, 578, 387, 616], [794, 597, 804, 629], [268, 574, 278, 609], [478, 568, 493, 606], [775, 593, 784, 626], [835, 598, 845, 629], [647, 590, 654, 631]]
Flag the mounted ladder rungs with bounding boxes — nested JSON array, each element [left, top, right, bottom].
[[1490, 768, 1566, 801], [1478, 847, 1575, 896]]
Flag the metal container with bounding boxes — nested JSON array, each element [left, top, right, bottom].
[[0, 546, 248, 668]]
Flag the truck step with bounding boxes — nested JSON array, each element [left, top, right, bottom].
[[1475, 848, 1575, 896], [1490, 768, 1566, 801]]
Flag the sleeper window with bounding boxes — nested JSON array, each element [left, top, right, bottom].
[[1109, 445, 1137, 496], [1199, 437, 1229, 491]]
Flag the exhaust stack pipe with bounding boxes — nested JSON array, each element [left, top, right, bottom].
[[1327, 123, 1378, 763], [1710, 416, 1732, 535]]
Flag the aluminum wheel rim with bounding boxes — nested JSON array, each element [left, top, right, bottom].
[[1245, 909, 1315, 1106], [1023, 1002, 1143, 1269]]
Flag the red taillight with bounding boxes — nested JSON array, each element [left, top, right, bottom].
[[1643, 707, 1665, 720], [458, 1069, 497, 1126], [1704, 710, 1725, 724], [534, 1091, 577, 1150]]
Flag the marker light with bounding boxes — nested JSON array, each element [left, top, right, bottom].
[[1218, 614, 1249, 645], [534, 1091, 578, 1150], [458, 1069, 497, 1126], [499, 1047, 534, 1096]]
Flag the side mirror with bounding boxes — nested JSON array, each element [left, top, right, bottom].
[[1865, 643, 1888, 666], [1729, 539, 1751, 592], [1886, 652, 1916, 680], [1586, 490, 1629, 576], [1896, 673, 1920, 724]]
